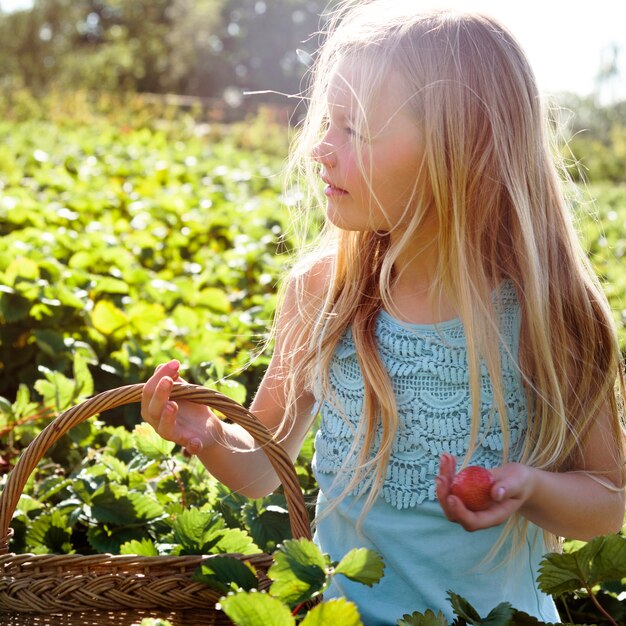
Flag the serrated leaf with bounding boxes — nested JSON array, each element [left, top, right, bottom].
[[218, 591, 294, 626], [87, 526, 146, 554], [15, 494, 45, 517], [26, 509, 73, 553], [482, 602, 515, 625], [588, 534, 626, 582], [34, 368, 76, 411], [448, 592, 481, 623], [172, 508, 259, 556], [91, 483, 164, 524], [173, 508, 219, 551], [334, 548, 384, 587], [396, 609, 449, 626], [244, 496, 291, 553], [210, 527, 260, 556], [537, 535, 626, 597], [101, 454, 129, 480], [13, 383, 40, 419], [120, 538, 159, 556], [133, 422, 176, 459], [193, 555, 259, 594], [268, 539, 327, 605], [299, 597, 363, 626]]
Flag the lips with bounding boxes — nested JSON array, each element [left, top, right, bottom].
[[321, 176, 348, 196]]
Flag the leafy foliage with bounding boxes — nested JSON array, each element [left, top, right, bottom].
[[0, 98, 624, 626], [0, 0, 333, 102], [0, 116, 293, 414]]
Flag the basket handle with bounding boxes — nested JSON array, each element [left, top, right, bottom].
[[0, 383, 312, 554]]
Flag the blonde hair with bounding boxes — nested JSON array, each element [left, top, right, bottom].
[[276, 0, 625, 553]]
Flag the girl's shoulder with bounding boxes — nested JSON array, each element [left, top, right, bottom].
[[274, 251, 335, 337], [287, 250, 335, 306]]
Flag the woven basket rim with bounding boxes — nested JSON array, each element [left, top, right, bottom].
[[0, 382, 311, 616]]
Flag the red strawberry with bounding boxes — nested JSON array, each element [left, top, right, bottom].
[[450, 466, 495, 511]]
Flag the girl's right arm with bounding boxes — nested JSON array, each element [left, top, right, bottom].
[[141, 262, 328, 498]]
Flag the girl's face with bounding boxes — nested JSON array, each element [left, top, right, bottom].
[[312, 62, 427, 234]]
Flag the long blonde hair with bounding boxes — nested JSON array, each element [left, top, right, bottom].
[[277, 0, 625, 550]]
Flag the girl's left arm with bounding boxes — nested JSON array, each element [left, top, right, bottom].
[[436, 406, 626, 539]]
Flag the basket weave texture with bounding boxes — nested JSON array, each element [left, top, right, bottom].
[[0, 383, 312, 625]]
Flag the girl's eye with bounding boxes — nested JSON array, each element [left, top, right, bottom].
[[345, 126, 365, 141]]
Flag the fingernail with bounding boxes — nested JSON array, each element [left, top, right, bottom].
[[495, 487, 505, 501]]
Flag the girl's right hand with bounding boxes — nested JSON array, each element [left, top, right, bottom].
[[141, 359, 219, 455]]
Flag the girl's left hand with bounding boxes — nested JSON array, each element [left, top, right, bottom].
[[435, 453, 534, 531]]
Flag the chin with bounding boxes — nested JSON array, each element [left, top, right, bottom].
[[325, 207, 366, 232]]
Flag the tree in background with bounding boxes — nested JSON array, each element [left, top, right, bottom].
[[0, 0, 331, 101]]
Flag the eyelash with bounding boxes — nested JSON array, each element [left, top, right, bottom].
[[320, 116, 364, 141]]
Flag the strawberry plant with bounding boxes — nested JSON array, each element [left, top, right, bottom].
[[0, 97, 625, 625]]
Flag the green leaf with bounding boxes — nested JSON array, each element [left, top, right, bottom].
[[12, 383, 39, 419], [33, 328, 65, 358], [6, 256, 39, 285], [218, 591, 294, 626], [268, 539, 328, 605], [92, 299, 128, 335], [34, 367, 76, 411], [91, 483, 164, 524], [73, 352, 94, 398], [172, 508, 259, 556], [482, 602, 516, 625], [299, 598, 363, 626], [244, 496, 291, 553], [193, 556, 259, 594], [334, 548, 384, 587], [133, 422, 176, 459], [215, 379, 247, 405], [448, 592, 482, 624], [26, 509, 73, 553], [196, 287, 231, 313], [100, 454, 129, 481], [173, 508, 217, 552], [396, 609, 449, 626], [0, 291, 31, 321], [538, 534, 626, 596], [87, 526, 146, 554], [209, 527, 261, 556], [120, 538, 160, 556], [93, 276, 130, 296]]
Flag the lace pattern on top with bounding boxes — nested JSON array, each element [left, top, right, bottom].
[[313, 281, 527, 509]]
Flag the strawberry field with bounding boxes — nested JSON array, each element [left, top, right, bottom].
[[1, 94, 625, 625]]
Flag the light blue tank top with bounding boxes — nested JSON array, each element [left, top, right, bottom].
[[312, 282, 560, 624]]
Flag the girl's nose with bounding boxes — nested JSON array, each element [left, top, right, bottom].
[[311, 140, 337, 166]]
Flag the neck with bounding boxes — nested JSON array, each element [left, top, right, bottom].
[[386, 227, 457, 325]]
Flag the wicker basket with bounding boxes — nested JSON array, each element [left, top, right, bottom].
[[0, 383, 312, 625]]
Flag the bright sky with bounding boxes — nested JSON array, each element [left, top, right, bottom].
[[424, 0, 626, 101], [1, 0, 624, 100]]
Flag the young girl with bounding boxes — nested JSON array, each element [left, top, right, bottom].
[[141, 1, 626, 623]]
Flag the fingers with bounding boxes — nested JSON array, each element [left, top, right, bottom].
[[435, 453, 456, 502], [436, 455, 526, 531], [444, 492, 521, 531], [141, 360, 181, 425]]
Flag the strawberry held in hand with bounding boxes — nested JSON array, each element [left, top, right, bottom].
[[450, 466, 495, 511]]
